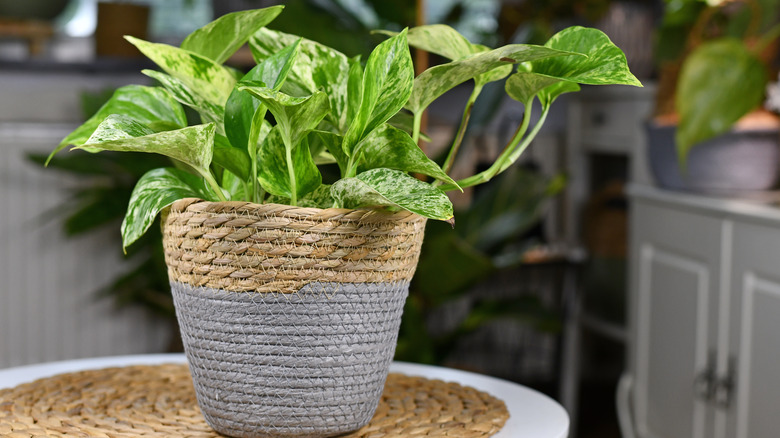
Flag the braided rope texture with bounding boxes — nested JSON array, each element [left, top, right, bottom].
[[163, 199, 427, 293], [172, 281, 408, 438], [162, 199, 429, 438], [0, 364, 511, 437]]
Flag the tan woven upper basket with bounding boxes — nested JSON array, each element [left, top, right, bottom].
[[163, 199, 427, 293]]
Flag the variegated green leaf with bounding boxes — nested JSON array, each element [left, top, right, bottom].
[[343, 29, 413, 157], [256, 126, 321, 200], [213, 134, 250, 180], [221, 169, 246, 200], [180, 6, 283, 64], [266, 184, 334, 209], [143, 69, 224, 129], [393, 25, 510, 86], [407, 44, 578, 114], [536, 81, 581, 107], [405, 24, 476, 60], [525, 26, 642, 87], [80, 114, 214, 174], [357, 124, 458, 187], [506, 71, 558, 103], [250, 28, 350, 132], [51, 85, 186, 163], [311, 130, 348, 175], [346, 55, 363, 125], [676, 39, 765, 161], [225, 39, 301, 151], [126, 36, 237, 106], [331, 168, 453, 222], [122, 167, 213, 249], [237, 83, 330, 149]]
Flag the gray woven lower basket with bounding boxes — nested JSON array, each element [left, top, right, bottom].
[[162, 199, 427, 438]]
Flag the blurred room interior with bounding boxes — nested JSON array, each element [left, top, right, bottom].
[[2, 1, 779, 437]]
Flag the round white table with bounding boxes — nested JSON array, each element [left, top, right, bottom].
[[0, 354, 569, 438]]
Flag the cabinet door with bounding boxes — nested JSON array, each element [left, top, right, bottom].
[[725, 221, 780, 438], [630, 201, 722, 438]]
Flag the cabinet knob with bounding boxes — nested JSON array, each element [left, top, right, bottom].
[[714, 356, 737, 409], [693, 350, 716, 402]]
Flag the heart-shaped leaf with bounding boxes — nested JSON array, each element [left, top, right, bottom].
[[505, 71, 580, 107], [311, 130, 348, 176], [250, 28, 350, 132], [400, 24, 476, 60], [676, 38, 766, 161], [180, 6, 283, 64], [237, 83, 330, 149], [406, 44, 577, 114], [393, 25, 509, 87], [225, 39, 301, 151], [126, 36, 237, 106], [257, 126, 321, 200], [51, 85, 186, 163], [213, 134, 250, 181], [346, 55, 363, 125], [331, 168, 453, 222], [524, 26, 642, 87], [122, 167, 212, 250], [343, 29, 414, 157], [80, 114, 215, 174], [357, 124, 459, 187], [142, 69, 224, 129]]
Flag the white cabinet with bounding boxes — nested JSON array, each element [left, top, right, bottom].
[[627, 185, 780, 438]]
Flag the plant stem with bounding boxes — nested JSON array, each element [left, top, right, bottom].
[[499, 104, 549, 173], [247, 105, 268, 204], [438, 99, 536, 191], [753, 23, 780, 55], [202, 170, 227, 202], [285, 145, 297, 206], [440, 83, 483, 176], [412, 111, 423, 145]]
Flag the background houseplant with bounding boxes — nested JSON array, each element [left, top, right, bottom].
[[649, 0, 780, 193], [49, 5, 640, 437]]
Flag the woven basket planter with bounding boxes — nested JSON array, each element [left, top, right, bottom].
[[162, 199, 426, 438]]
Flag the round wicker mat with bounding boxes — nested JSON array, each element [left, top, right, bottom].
[[0, 364, 509, 438]]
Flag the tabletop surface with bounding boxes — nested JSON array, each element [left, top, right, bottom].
[[0, 354, 569, 438]]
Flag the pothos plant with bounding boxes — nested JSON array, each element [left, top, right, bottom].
[[48, 6, 640, 250]]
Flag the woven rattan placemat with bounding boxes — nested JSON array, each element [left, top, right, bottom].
[[0, 363, 509, 437]]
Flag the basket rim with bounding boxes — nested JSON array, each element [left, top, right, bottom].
[[168, 198, 426, 224]]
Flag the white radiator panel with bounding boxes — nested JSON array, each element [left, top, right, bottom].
[[0, 122, 171, 368]]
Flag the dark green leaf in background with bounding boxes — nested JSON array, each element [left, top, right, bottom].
[[676, 38, 766, 161]]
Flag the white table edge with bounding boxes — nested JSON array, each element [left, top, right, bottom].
[[0, 354, 569, 438]]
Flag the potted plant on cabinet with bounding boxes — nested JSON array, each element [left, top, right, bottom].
[[648, 0, 780, 194], [48, 5, 640, 437]]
